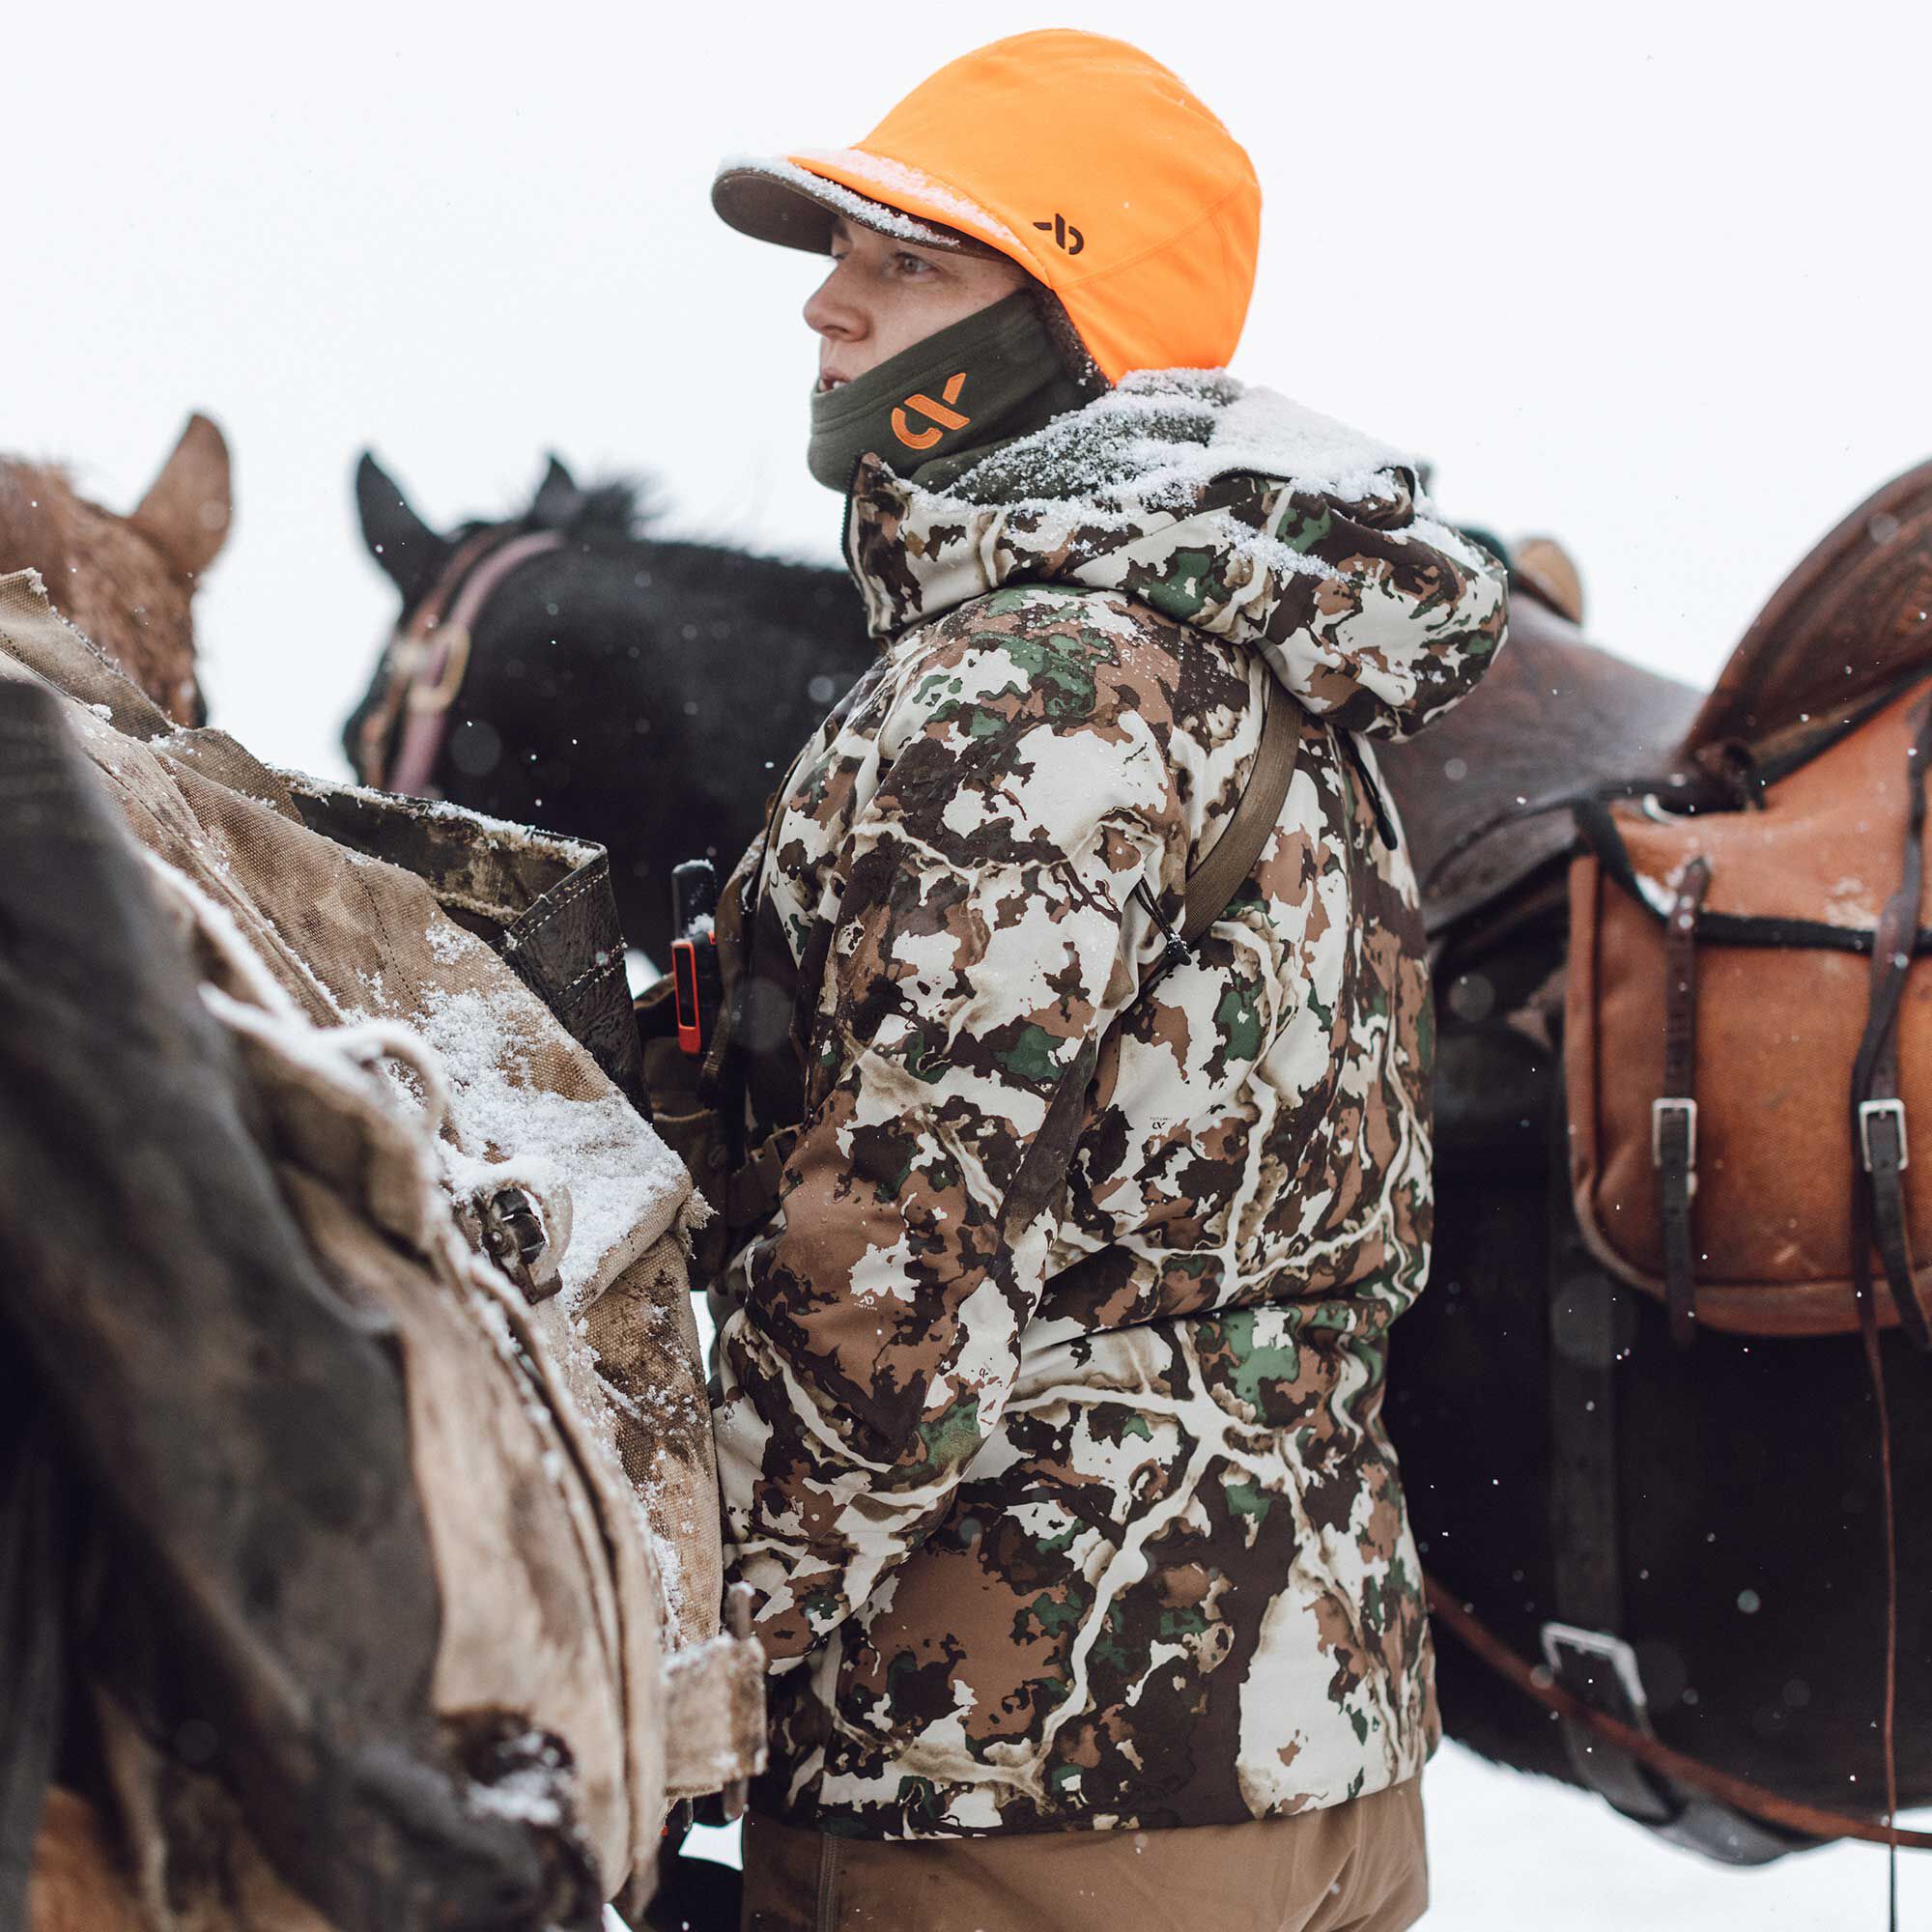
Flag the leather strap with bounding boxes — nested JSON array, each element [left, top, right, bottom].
[[1427, 1577, 1932, 1853], [1862, 1053, 1929, 1351], [1547, 1074, 1809, 1863], [1548, 1073, 1624, 1638], [724, 1122, 801, 1235], [1656, 858, 1712, 1347], [1851, 1260, 1907, 1929], [1546, 1082, 1670, 1824], [1178, 680, 1300, 946], [724, 682, 1302, 1243], [1843, 695, 1932, 1926], [1850, 696, 1932, 1352], [386, 530, 565, 796], [356, 527, 498, 789]]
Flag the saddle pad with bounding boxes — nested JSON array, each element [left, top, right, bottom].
[[1567, 677, 1932, 1334]]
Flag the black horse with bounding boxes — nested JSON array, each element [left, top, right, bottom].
[[344, 453, 875, 966], [341, 459, 1932, 1869], [1375, 564, 1932, 1865]]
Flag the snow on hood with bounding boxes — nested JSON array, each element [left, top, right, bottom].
[[843, 369, 1508, 741]]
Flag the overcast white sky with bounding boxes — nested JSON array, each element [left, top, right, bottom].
[[11, 0, 1929, 780], [10, 2, 1928, 1920]]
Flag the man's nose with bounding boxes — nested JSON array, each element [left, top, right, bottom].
[[803, 264, 865, 341]]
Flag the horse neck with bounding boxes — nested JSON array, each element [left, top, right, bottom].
[[646, 536, 872, 660]]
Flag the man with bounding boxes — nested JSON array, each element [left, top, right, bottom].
[[701, 29, 1507, 1930]]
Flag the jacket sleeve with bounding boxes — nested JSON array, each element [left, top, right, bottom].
[[710, 617, 1176, 1669]]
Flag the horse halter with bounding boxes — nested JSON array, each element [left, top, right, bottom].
[[357, 527, 566, 795]]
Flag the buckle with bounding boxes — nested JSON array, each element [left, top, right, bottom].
[[1860, 1097, 1909, 1173], [1540, 1622, 1653, 1731], [1651, 1096, 1697, 1169], [406, 624, 473, 715]]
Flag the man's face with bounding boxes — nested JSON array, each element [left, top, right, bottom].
[[806, 215, 1029, 391]]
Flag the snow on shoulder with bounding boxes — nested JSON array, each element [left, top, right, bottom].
[[952, 369, 1422, 516]]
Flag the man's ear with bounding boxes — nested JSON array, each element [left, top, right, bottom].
[[129, 412, 232, 581], [355, 451, 451, 604], [531, 453, 584, 531]]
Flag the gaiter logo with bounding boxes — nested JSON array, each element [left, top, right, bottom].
[[892, 372, 971, 451]]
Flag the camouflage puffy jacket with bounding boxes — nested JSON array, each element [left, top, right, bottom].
[[711, 372, 1508, 1837]]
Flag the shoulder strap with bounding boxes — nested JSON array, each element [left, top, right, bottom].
[[1178, 680, 1300, 945]]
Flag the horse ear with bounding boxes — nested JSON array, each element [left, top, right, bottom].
[[129, 412, 232, 582], [532, 454, 584, 530], [355, 451, 450, 603]]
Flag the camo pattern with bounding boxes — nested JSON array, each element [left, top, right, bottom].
[[710, 375, 1508, 1837]]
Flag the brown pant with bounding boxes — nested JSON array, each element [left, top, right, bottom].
[[741, 1778, 1427, 1932]]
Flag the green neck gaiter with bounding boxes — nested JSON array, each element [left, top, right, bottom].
[[808, 289, 1089, 495]]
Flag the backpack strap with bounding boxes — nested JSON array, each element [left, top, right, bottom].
[[1179, 680, 1301, 944], [1135, 681, 1301, 977], [722, 686, 1304, 1248]]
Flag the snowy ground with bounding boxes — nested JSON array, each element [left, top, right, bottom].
[[671, 1747, 1925, 1928]]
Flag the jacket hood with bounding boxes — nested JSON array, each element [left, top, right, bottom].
[[843, 369, 1507, 740]]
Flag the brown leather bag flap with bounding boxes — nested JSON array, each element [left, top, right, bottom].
[[1567, 680, 1932, 1335]]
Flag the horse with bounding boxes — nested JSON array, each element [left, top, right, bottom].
[[1375, 501, 1932, 1866], [341, 450, 1932, 1865], [0, 413, 230, 726], [344, 452, 875, 966]]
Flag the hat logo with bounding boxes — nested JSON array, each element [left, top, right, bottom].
[[891, 371, 971, 451], [1033, 213, 1085, 256]]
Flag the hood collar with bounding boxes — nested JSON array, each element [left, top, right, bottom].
[[843, 372, 1500, 738]]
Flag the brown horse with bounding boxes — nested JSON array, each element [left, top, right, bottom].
[[0, 414, 231, 726], [2, 417, 227, 1928]]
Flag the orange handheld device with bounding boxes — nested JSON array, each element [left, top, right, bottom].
[[670, 859, 721, 1059]]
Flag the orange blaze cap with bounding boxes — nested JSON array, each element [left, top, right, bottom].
[[712, 30, 1262, 384]]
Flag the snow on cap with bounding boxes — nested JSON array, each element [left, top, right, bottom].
[[711, 29, 1262, 384]]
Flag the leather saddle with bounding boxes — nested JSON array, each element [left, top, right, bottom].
[[1378, 592, 1701, 937], [1383, 459, 1932, 939]]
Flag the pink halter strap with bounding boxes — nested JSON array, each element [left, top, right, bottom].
[[384, 528, 566, 797]]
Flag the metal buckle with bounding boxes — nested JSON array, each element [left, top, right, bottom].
[[1540, 1622, 1654, 1731], [1860, 1097, 1909, 1174], [407, 624, 473, 715], [476, 1185, 561, 1307], [1651, 1095, 1697, 1169], [1638, 788, 1699, 825]]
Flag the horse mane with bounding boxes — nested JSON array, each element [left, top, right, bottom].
[[526, 473, 659, 542]]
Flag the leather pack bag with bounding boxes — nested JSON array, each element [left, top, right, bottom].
[[1566, 674, 1932, 1342]]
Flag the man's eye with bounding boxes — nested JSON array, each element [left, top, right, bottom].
[[893, 253, 935, 277]]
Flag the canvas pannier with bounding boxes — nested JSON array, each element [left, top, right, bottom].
[[1567, 672, 1932, 1342], [0, 571, 761, 1932]]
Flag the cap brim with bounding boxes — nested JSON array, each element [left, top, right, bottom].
[[712, 156, 995, 258]]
